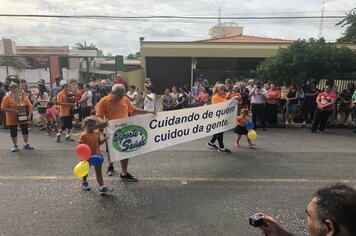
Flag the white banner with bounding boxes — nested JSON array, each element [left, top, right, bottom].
[[107, 99, 238, 162]]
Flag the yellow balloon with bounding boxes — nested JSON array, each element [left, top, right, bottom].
[[73, 161, 90, 177], [247, 130, 257, 140]]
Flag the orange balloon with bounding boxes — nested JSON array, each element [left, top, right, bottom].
[[76, 144, 91, 161]]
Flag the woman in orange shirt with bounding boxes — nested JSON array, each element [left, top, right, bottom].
[[1, 83, 34, 152], [207, 84, 235, 153]]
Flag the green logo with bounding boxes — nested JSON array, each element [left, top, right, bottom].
[[112, 125, 148, 152]]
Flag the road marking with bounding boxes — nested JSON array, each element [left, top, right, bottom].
[[0, 176, 355, 183]]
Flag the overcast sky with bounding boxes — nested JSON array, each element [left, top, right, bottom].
[[0, 0, 354, 56]]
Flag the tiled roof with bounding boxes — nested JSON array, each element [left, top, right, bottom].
[[198, 35, 294, 43]]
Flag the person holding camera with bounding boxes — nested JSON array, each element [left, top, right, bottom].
[[251, 183, 356, 236], [249, 82, 268, 130]]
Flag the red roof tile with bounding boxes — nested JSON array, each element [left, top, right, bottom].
[[198, 35, 294, 43]]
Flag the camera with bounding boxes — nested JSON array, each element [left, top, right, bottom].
[[249, 214, 264, 227]]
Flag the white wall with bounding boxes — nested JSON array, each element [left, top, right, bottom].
[[0, 66, 51, 83], [0, 66, 80, 84], [61, 68, 79, 82]]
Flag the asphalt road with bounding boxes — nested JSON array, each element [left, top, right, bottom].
[[0, 127, 355, 236]]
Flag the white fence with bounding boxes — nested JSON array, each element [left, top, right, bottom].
[[0, 66, 79, 84]]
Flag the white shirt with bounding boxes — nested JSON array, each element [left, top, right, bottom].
[[127, 91, 138, 106], [144, 93, 155, 111], [81, 91, 92, 107], [37, 92, 50, 108], [251, 88, 268, 104]]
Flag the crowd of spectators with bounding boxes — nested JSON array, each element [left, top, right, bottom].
[[0, 73, 355, 152]]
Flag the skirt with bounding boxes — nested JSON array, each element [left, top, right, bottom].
[[234, 125, 248, 135]]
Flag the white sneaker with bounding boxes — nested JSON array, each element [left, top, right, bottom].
[[285, 121, 289, 125]]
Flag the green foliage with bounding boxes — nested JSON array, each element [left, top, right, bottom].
[[0, 53, 31, 74], [336, 9, 356, 43], [126, 52, 140, 60], [255, 38, 356, 84]]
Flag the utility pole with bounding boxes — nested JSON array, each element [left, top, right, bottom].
[[318, 0, 330, 39], [218, 5, 222, 27]]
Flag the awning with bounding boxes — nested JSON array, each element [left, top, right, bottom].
[[79, 69, 115, 75]]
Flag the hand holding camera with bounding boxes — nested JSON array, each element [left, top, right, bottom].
[[249, 213, 294, 236]]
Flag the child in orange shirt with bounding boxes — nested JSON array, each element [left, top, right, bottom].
[[234, 109, 256, 148], [79, 116, 113, 195]]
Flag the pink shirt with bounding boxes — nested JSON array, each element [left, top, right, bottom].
[[45, 107, 57, 122], [197, 92, 209, 106], [266, 90, 281, 105], [317, 92, 336, 111]]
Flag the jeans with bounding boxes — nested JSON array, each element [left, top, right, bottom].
[[81, 106, 91, 120], [252, 103, 266, 129], [311, 109, 332, 132], [210, 132, 224, 148], [303, 104, 316, 123], [265, 103, 278, 125]]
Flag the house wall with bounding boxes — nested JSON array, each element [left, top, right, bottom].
[[120, 68, 145, 92]]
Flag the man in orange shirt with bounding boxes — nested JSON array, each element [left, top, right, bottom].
[[96, 84, 155, 180], [56, 83, 76, 142]]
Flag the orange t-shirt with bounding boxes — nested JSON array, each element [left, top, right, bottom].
[[227, 91, 242, 104], [236, 115, 249, 127], [56, 90, 71, 117], [79, 130, 100, 155], [212, 93, 226, 104], [96, 94, 136, 120], [1, 94, 31, 126]]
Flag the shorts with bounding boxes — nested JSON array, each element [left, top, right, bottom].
[[10, 124, 29, 137], [38, 107, 46, 114], [287, 104, 298, 113], [279, 99, 286, 108], [339, 104, 352, 113], [61, 115, 73, 130], [234, 125, 248, 135]]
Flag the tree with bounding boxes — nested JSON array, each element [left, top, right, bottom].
[[336, 8, 356, 43], [127, 53, 135, 60], [255, 38, 356, 85], [0, 53, 31, 75], [126, 52, 141, 60], [75, 41, 103, 56]]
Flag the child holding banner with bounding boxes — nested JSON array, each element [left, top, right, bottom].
[[79, 116, 113, 195], [234, 109, 256, 148]]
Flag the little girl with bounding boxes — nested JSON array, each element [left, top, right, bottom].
[[45, 102, 57, 135], [234, 109, 256, 148], [79, 116, 113, 195]]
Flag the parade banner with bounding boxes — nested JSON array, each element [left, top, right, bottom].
[[107, 99, 238, 162]]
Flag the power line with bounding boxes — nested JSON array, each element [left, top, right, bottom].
[[0, 14, 345, 20], [22, 18, 205, 39]]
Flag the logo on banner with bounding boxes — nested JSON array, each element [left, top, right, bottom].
[[112, 125, 148, 152]]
